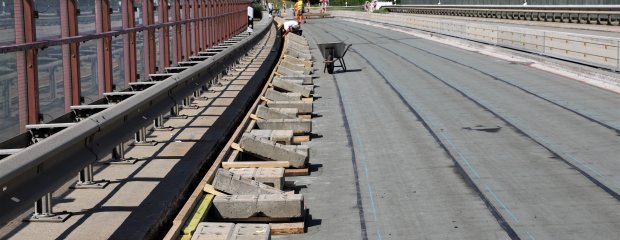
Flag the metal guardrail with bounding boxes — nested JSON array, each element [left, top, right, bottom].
[[334, 11, 620, 71], [0, 20, 271, 225], [384, 5, 620, 25]]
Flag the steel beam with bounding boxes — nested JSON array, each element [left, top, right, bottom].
[[61, 0, 81, 109], [14, 0, 39, 129], [143, 0, 157, 77], [96, 0, 114, 93], [173, 0, 183, 62], [123, 0, 137, 84], [159, 0, 171, 70]]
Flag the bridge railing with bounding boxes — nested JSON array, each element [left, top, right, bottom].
[[383, 5, 620, 25], [0, 0, 256, 226]]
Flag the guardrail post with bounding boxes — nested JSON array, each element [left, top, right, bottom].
[[170, 104, 181, 116], [110, 142, 137, 164], [27, 193, 71, 222], [74, 164, 109, 189], [182, 96, 196, 108], [153, 114, 173, 131], [133, 126, 157, 145], [193, 89, 204, 99]]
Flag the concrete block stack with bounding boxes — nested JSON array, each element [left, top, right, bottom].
[[195, 28, 315, 239], [241, 32, 315, 170]]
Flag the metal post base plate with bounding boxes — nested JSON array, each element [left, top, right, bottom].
[[25, 212, 72, 223], [181, 105, 200, 109], [131, 141, 158, 146], [72, 180, 110, 189], [165, 115, 189, 119], [107, 157, 139, 165], [153, 126, 175, 131]]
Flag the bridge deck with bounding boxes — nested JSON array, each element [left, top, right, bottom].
[[283, 18, 620, 239]]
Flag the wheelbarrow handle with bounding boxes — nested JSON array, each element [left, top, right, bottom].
[[342, 44, 353, 57]]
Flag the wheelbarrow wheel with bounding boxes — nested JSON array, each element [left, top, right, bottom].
[[326, 51, 335, 74]]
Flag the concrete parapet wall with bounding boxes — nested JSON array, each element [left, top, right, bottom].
[[333, 11, 620, 71]]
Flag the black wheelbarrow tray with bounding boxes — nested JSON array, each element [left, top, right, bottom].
[[317, 42, 352, 74]]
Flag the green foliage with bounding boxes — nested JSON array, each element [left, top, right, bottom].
[[372, 7, 389, 13], [251, 3, 264, 19]]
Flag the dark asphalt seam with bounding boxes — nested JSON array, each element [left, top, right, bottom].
[[319, 25, 520, 240], [304, 27, 369, 240], [340, 21, 620, 134], [332, 22, 620, 202]]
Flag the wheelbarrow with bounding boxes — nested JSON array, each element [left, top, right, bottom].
[[317, 42, 352, 74]]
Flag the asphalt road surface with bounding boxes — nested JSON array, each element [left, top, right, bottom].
[[283, 18, 620, 240]]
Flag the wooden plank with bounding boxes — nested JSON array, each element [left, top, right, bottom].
[[270, 222, 305, 235], [226, 149, 240, 162], [203, 184, 226, 196], [218, 217, 291, 222], [250, 114, 260, 120], [230, 143, 243, 152], [292, 135, 310, 143], [245, 119, 257, 133], [285, 168, 309, 177], [181, 194, 215, 238], [222, 161, 291, 169]]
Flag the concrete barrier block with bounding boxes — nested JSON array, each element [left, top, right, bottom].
[[229, 167, 258, 179], [232, 224, 271, 240], [288, 41, 310, 51], [255, 167, 285, 190], [283, 56, 313, 68], [271, 108, 299, 116], [257, 194, 304, 218], [256, 105, 297, 120], [285, 47, 310, 56], [239, 133, 307, 168], [277, 65, 305, 76], [284, 48, 312, 60], [267, 101, 313, 114], [249, 129, 293, 145], [191, 222, 235, 240], [228, 167, 285, 190], [213, 195, 258, 219], [248, 129, 273, 139], [280, 61, 312, 75], [256, 119, 312, 134], [276, 76, 313, 85], [213, 194, 303, 219], [272, 78, 311, 97], [282, 144, 309, 156], [265, 88, 301, 101], [288, 34, 309, 45], [213, 169, 285, 195], [270, 130, 294, 145]]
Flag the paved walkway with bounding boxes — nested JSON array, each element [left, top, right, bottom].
[[0, 23, 277, 240]]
